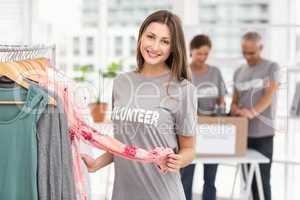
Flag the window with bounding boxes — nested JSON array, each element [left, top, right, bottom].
[[129, 36, 136, 56], [115, 36, 123, 56], [87, 36, 94, 56], [73, 37, 80, 56]]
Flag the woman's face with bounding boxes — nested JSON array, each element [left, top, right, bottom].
[[140, 22, 171, 67], [191, 45, 211, 66]]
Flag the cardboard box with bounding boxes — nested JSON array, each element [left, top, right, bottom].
[[196, 116, 248, 157]]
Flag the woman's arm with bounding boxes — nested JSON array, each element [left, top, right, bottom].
[[166, 135, 195, 172], [81, 152, 113, 173], [217, 96, 225, 107], [230, 90, 242, 115], [43, 78, 172, 164]]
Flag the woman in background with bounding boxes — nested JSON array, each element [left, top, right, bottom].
[[180, 34, 227, 200]]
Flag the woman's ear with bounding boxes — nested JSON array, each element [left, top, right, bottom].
[[259, 44, 264, 51]]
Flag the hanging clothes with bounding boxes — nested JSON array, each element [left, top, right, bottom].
[[35, 85, 76, 200], [0, 80, 77, 200], [1, 57, 175, 200], [0, 85, 48, 200], [39, 68, 175, 200]]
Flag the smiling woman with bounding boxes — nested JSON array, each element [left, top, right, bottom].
[[81, 10, 198, 200], [108, 10, 197, 200]]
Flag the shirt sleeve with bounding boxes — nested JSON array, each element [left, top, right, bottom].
[[174, 82, 198, 136], [233, 67, 240, 92], [269, 62, 280, 82], [216, 68, 227, 97]]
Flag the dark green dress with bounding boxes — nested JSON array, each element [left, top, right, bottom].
[[0, 85, 48, 200]]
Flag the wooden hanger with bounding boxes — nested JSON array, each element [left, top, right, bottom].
[[25, 58, 44, 71], [20, 58, 53, 87], [20, 60, 45, 82], [0, 62, 56, 106], [15, 61, 40, 82], [35, 57, 51, 70]]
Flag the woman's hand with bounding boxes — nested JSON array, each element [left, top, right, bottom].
[[239, 108, 255, 119], [164, 135, 195, 173], [81, 152, 113, 172], [231, 105, 243, 116], [81, 154, 97, 172], [166, 153, 184, 173]]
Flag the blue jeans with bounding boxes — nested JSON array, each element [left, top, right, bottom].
[[180, 164, 218, 200], [180, 164, 195, 200]]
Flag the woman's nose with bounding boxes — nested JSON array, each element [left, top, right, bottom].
[[152, 40, 160, 51]]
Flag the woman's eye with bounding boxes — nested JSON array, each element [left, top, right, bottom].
[[147, 35, 154, 39], [162, 40, 170, 45]]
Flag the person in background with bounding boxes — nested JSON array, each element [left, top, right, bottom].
[[231, 31, 280, 200], [180, 34, 227, 200], [81, 10, 198, 200]]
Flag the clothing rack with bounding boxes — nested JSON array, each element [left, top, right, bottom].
[[0, 44, 56, 65]]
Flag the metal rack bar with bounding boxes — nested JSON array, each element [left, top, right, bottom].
[[0, 44, 56, 64]]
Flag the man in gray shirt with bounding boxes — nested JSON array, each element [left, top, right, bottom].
[[231, 32, 280, 200]]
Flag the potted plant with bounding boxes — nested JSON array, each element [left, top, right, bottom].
[[89, 61, 122, 123], [73, 64, 93, 82]]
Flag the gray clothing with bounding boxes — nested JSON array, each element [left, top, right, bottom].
[[233, 59, 280, 138], [36, 87, 76, 200], [111, 71, 197, 200], [0, 81, 76, 200], [192, 65, 227, 114]]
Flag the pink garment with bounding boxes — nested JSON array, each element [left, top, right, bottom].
[[39, 68, 174, 200]]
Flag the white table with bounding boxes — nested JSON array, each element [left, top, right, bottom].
[[194, 149, 270, 200]]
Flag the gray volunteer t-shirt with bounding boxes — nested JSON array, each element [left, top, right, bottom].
[[111, 71, 197, 200], [192, 65, 227, 114], [233, 58, 280, 138]]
